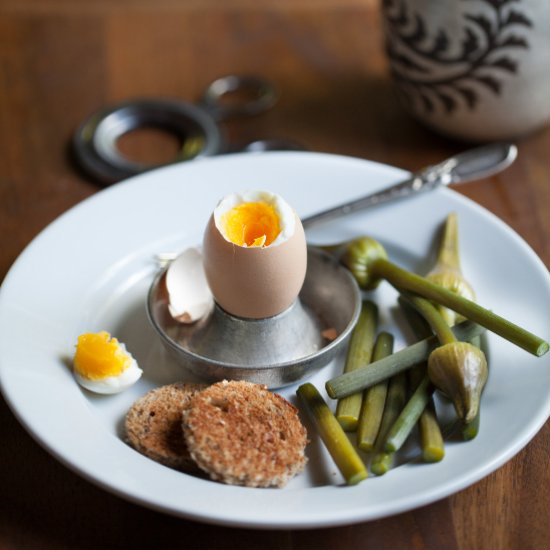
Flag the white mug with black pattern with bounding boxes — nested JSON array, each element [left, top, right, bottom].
[[382, 0, 550, 141]]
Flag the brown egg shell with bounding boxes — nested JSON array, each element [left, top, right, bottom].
[[202, 212, 307, 319]]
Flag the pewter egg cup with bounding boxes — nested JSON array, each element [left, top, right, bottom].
[[146, 246, 361, 388]]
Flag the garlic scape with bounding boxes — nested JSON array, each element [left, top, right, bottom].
[[320, 237, 388, 290], [331, 236, 548, 357], [340, 237, 388, 291], [426, 213, 481, 436], [335, 300, 378, 431], [398, 297, 445, 460], [402, 293, 488, 424], [426, 212, 475, 326], [357, 331, 394, 452], [429, 343, 487, 424]]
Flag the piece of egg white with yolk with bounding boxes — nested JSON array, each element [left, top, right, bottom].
[[73, 331, 143, 394]]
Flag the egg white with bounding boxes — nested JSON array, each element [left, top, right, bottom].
[[213, 190, 296, 246], [74, 345, 143, 395]]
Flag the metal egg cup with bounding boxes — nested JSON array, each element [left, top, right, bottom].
[[147, 246, 361, 389]]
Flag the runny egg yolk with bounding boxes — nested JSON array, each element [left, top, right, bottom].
[[73, 331, 130, 380], [221, 201, 281, 247]]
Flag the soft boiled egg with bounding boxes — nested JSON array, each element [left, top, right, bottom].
[[202, 190, 307, 319], [73, 331, 143, 394]]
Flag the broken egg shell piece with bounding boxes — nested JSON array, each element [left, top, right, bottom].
[[165, 247, 214, 323]]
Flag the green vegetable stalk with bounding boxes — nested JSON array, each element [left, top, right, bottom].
[[384, 374, 434, 453], [399, 300, 445, 461], [418, 399, 446, 462], [335, 300, 378, 431], [297, 383, 368, 485], [370, 371, 408, 476], [325, 320, 485, 399], [336, 236, 548, 357], [356, 332, 394, 451], [403, 293, 488, 424]]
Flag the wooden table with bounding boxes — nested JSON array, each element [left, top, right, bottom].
[[1, 1, 548, 548]]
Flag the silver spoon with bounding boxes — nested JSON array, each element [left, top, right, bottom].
[[301, 142, 517, 228]]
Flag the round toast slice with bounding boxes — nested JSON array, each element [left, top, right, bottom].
[[125, 382, 206, 471], [182, 380, 308, 488]]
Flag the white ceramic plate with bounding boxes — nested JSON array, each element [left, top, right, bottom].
[[0, 152, 549, 529]]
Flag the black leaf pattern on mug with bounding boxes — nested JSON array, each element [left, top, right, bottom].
[[474, 75, 502, 93], [457, 87, 478, 108], [498, 35, 529, 48], [383, 0, 533, 114], [462, 28, 480, 59], [490, 57, 517, 71], [409, 14, 427, 42], [503, 10, 533, 27], [436, 91, 455, 113]]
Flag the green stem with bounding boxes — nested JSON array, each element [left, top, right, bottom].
[[326, 321, 485, 399], [401, 300, 445, 461], [370, 371, 407, 475], [402, 294, 457, 345], [371, 258, 548, 357], [370, 451, 394, 476], [335, 301, 378, 431], [297, 383, 367, 485], [384, 375, 434, 452], [357, 332, 394, 451], [419, 400, 445, 462]]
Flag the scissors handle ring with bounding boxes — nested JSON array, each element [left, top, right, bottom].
[[73, 99, 222, 185], [200, 75, 278, 120]]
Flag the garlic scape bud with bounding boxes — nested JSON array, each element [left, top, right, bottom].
[[426, 212, 475, 326], [340, 236, 388, 291], [402, 293, 488, 423], [428, 342, 488, 424]]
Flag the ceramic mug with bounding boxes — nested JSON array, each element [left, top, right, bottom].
[[381, 0, 550, 141]]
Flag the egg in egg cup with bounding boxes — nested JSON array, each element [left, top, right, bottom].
[[147, 190, 361, 388]]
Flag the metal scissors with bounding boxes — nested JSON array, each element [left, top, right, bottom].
[[72, 75, 294, 185]]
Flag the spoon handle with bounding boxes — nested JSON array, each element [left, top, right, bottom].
[[301, 143, 517, 229]]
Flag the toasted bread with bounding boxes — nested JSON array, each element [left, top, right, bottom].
[[182, 380, 308, 488], [125, 382, 205, 471]]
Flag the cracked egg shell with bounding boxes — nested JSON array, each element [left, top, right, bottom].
[[202, 190, 307, 319]]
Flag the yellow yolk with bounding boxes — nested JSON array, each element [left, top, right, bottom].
[[221, 201, 281, 247], [73, 331, 130, 380]]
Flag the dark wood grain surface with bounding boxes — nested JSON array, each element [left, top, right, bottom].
[[1, 1, 549, 548]]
